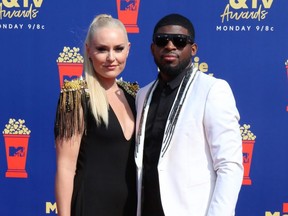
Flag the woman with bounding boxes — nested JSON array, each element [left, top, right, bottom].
[[54, 14, 138, 216]]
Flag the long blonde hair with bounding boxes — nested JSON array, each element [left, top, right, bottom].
[[84, 14, 128, 127]]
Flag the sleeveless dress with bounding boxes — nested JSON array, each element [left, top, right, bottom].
[[70, 87, 137, 216], [54, 79, 138, 216]]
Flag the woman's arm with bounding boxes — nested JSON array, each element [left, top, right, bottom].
[[54, 78, 87, 215], [54, 100, 84, 216], [55, 133, 82, 216]]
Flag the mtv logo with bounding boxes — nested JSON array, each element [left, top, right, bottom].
[[9, 147, 25, 157], [243, 152, 250, 163], [120, 0, 137, 11], [63, 75, 79, 82]]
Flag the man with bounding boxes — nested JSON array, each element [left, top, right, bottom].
[[135, 13, 244, 216]]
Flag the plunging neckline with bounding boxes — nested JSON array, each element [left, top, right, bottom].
[[109, 105, 134, 141], [107, 85, 135, 142]]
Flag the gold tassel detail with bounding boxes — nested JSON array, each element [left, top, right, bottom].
[[54, 78, 88, 139]]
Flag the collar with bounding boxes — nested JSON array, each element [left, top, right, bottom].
[[136, 65, 198, 158], [158, 63, 193, 90]]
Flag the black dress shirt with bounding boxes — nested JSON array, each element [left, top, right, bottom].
[[142, 69, 189, 216]]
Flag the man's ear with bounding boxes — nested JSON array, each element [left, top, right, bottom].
[[150, 43, 155, 55], [191, 43, 198, 56]]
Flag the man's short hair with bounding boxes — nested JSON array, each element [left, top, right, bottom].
[[153, 13, 195, 42]]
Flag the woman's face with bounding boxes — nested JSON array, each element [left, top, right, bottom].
[[86, 27, 130, 81]]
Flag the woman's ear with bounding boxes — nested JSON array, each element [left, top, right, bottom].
[[85, 43, 90, 58], [127, 42, 131, 57]]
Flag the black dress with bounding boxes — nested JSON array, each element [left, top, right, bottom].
[[71, 88, 137, 216]]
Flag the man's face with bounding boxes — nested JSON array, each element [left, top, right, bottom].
[[151, 25, 197, 80]]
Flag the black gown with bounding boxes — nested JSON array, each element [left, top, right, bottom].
[[71, 88, 137, 216]]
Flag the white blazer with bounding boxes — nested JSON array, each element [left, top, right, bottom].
[[135, 68, 244, 216]]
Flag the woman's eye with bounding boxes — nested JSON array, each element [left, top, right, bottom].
[[115, 47, 124, 52], [96, 47, 107, 52]]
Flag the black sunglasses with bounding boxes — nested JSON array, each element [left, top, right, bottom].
[[153, 33, 193, 48]]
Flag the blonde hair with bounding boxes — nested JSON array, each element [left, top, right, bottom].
[[84, 14, 128, 127]]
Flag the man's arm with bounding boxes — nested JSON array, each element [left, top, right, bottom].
[[204, 79, 244, 216]]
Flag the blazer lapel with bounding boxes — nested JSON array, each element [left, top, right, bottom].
[[135, 81, 158, 168], [159, 67, 198, 162]]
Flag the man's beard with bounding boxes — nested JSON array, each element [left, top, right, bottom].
[[155, 57, 191, 78]]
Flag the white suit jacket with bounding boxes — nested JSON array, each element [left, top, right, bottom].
[[135, 68, 244, 216]]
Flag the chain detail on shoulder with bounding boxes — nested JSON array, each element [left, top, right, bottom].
[[61, 78, 88, 93], [117, 78, 139, 98], [55, 77, 88, 139]]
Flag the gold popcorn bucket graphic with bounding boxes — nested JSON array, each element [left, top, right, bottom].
[[242, 140, 255, 185], [4, 134, 30, 178], [116, 0, 141, 33], [57, 63, 83, 88]]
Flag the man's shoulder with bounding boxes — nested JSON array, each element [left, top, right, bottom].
[[196, 70, 216, 81], [196, 70, 228, 86], [195, 70, 233, 96]]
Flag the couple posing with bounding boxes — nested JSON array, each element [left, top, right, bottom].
[[54, 13, 243, 216]]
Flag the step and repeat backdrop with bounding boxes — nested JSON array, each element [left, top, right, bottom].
[[0, 0, 288, 215]]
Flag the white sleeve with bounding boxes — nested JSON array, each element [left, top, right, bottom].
[[204, 79, 244, 216]]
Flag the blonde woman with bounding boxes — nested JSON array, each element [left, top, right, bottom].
[[54, 14, 138, 216]]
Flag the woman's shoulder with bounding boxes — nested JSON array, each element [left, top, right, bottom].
[[61, 77, 88, 94], [55, 77, 89, 139], [117, 78, 139, 98]]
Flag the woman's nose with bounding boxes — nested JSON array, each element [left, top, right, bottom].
[[107, 51, 115, 61]]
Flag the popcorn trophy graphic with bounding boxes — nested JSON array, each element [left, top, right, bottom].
[[240, 124, 256, 185], [3, 119, 31, 178], [285, 60, 288, 112], [56, 46, 84, 88], [116, 0, 141, 33]]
